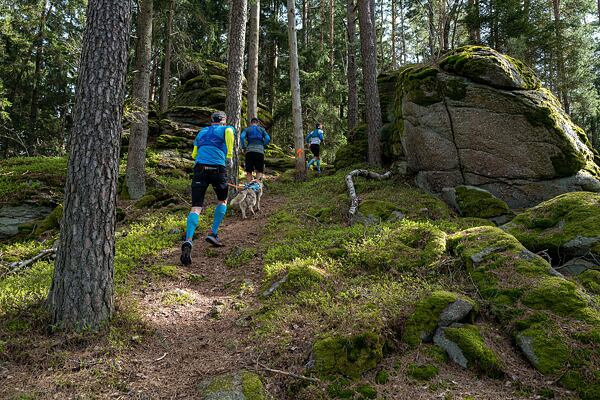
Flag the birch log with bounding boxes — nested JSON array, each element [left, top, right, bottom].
[[346, 169, 392, 219]]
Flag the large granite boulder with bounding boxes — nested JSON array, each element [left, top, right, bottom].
[[379, 46, 600, 208]]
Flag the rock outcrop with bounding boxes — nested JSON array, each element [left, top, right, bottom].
[[378, 46, 600, 208]]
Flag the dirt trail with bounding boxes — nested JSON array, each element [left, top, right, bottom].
[[121, 194, 285, 399]]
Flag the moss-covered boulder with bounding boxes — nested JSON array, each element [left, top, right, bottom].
[[197, 370, 267, 400], [334, 125, 368, 170], [402, 291, 478, 347], [134, 188, 178, 209], [503, 192, 600, 265], [448, 226, 600, 398], [434, 324, 504, 378], [347, 221, 447, 272], [355, 199, 403, 224], [379, 46, 600, 208], [312, 332, 383, 380], [442, 186, 513, 225], [33, 204, 63, 236]]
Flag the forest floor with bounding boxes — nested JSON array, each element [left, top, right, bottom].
[[0, 167, 574, 400]]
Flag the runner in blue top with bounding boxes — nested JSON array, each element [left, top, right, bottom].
[[180, 111, 235, 266], [306, 123, 325, 173], [240, 117, 271, 182]]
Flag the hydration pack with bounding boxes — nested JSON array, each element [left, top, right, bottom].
[[247, 125, 265, 145], [197, 125, 227, 153]]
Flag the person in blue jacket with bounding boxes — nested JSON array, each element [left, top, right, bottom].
[[180, 111, 235, 265], [306, 123, 325, 173], [240, 117, 271, 182]]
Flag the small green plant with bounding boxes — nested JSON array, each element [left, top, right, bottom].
[[407, 364, 439, 381], [162, 289, 194, 306], [188, 273, 208, 283], [225, 246, 256, 268], [147, 264, 178, 278]]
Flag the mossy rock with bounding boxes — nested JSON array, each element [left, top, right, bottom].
[[503, 192, 600, 261], [134, 188, 177, 209], [439, 45, 540, 90], [407, 364, 439, 381], [441, 324, 504, 378], [445, 185, 513, 221], [449, 226, 600, 396], [312, 332, 383, 380], [347, 221, 447, 272], [33, 204, 63, 236], [402, 291, 478, 347], [197, 370, 267, 400], [356, 200, 401, 222], [155, 134, 192, 150], [579, 269, 600, 294]]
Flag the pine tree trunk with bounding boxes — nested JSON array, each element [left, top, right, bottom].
[[30, 0, 52, 134], [347, 0, 358, 131], [302, 0, 307, 46], [329, 0, 334, 70], [400, 0, 406, 63], [48, 0, 132, 332], [320, 0, 325, 50], [552, 0, 569, 113], [159, 0, 174, 113], [125, 0, 153, 200], [225, 0, 248, 187], [467, 0, 480, 44], [247, 0, 260, 122], [391, 0, 397, 68], [287, 0, 306, 180], [357, 0, 382, 166]]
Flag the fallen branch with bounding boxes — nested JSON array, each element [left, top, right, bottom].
[[346, 169, 392, 220], [261, 273, 289, 298], [257, 362, 320, 383], [155, 352, 168, 362], [9, 248, 56, 274]]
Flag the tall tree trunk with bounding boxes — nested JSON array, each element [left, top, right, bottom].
[[125, 0, 153, 200], [329, 0, 334, 69], [159, 0, 174, 113], [320, 0, 325, 50], [247, 0, 260, 122], [302, 0, 307, 46], [30, 0, 52, 134], [391, 0, 397, 68], [357, 0, 382, 166], [467, 0, 480, 43], [426, 1, 436, 58], [287, 0, 306, 179], [48, 0, 132, 331], [400, 0, 406, 63], [552, 0, 569, 113], [347, 0, 358, 131], [225, 0, 248, 187]]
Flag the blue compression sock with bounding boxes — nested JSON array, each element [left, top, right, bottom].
[[316, 160, 321, 171], [211, 204, 227, 235], [307, 159, 315, 169], [185, 212, 199, 242]]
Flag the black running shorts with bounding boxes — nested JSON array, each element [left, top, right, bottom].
[[244, 151, 265, 173], [310, 144, 321, 157], [191, 164, 228, 207]]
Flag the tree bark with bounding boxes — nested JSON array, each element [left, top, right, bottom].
[[320, 0, 325, 50], [287, 0, 306, 179], [329, 0, 334, 69], [467, 0, 480, 44], [552, 0, 569, 113], [159, 0, 174, 113], [400, 0, 406, 63], [391, 0, 397, 68], [225, 0, 248, 187], [48, 0, 132, 332], [357, 0, 383, 166], [125, 0, 153, 200], [347, 0, 358, 131], [247, 0, 260, 122], [30, 0, 53, 134]]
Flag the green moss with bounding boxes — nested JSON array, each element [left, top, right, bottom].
[[443, 77, 468, 101], [356, 384, 377, 399], [225, 246, 256, 268], [312, 332, 383, 379], [454, 186, 512, 219], [403, 291, 477, 347], [443, 324, 504, 378], [522, 277, 588, 316], [504, 192, 600, 259], [357, 200, 400, 221], [327, 378, 355, 398], [33, 204, 63, 235], [375, 370, 389, 384], [155, 134, 191, 150], [579, 269, 600, 294], [559, 371, 600, 400], [407, 364, 439, 380], [146, 264, 178, 278], [241, 371, 267, 400], [134, 188, 177, 209]]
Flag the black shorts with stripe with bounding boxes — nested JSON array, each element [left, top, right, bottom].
[[309, 144, 320, 157], [191, 164, 228, 207]]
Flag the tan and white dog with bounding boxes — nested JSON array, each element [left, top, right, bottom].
[[229, 181, 263, 219]]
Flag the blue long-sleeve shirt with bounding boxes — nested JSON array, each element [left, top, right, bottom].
[[306, 129, 324, 145], [241, 125, 271, 154]]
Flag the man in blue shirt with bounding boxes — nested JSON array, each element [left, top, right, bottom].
[[306, 123, 325, 173], [180, 111, 235, 266], [240, 117, 271, 182]]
